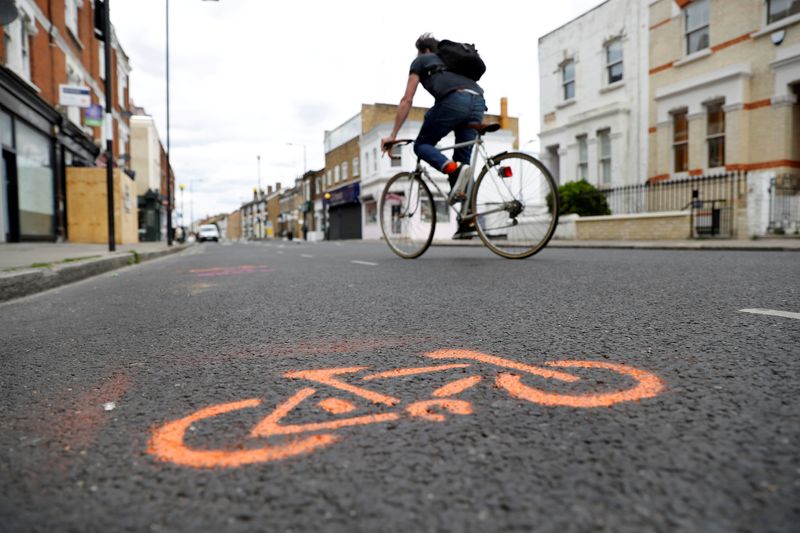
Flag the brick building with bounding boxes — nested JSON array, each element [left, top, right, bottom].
[[648, 0, 800, 181], [1, 0, 133, 242]]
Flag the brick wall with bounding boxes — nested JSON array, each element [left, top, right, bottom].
[[576, 211, 691, 240]]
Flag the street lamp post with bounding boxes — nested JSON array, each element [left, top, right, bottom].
[[179, 183, 185, 233], [257, 154, 261, 193]]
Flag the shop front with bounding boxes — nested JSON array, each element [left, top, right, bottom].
[[325, 182, 361, 240], [1, 67, 98, 242]]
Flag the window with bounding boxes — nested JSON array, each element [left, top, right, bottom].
[[326, 170, 331, 187], [98, 42, 105, 80], [364, 152, 370, 175], [576, 135, 588, 181], [562, 60, 575, 100], [597, 129, 611, 185], [421, 199, 450, 223], [352, 157, 359, 176], [768, 0, 800, 23], [365, 201, 377, 224], [20, 22, 31, 81], [706, 101, 725, 168], [334, 165, 340, 183], [605, 40, 623, 84], [342, 161, 348, 181], [390, 145, 402, 167], [117, 67, 127, 110], [673, 110, 689, 172], [685, 0, 709, 55], [373, 148, 378, 171], [65, 0, 80, 37]]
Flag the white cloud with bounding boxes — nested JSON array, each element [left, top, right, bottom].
[[111, 0, 605, 220]]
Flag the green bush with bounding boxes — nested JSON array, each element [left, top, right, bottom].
[[547, 179, 611, 216]]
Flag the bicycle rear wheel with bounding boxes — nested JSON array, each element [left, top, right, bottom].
[[471, 152, 559, 259], [380, 172, 436, 259]]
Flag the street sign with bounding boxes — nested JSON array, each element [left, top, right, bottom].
[[59, 84, 91, 108], [84, 104, 103, 127]]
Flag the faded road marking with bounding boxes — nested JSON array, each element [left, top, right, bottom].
[[740, 308, 800, 320], [301, 254, 314, 258], [351, 260, 378, 266]]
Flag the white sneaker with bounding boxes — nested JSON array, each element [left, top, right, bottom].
[[447, 164, 471, 205]]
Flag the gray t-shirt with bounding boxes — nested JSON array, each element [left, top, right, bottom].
[[409, 53, 483, 101]]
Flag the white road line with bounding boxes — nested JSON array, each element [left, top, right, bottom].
[[740, 308, 800, 320], [351, 260, 378, 266], [301, 254, 314, 258]]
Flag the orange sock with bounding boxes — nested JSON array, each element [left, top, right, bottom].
[[442, 161, 457, 174]]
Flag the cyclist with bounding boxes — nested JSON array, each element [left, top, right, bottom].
[[381, 33, 487, 237]]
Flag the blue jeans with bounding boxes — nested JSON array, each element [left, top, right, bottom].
[[414, 90, 487, 173]]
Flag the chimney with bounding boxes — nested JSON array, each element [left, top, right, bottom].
[[500, 97, 509, 130], [253, 187, 258, 201], [267, 185, 273, 195], [276, 182, 281, 191]]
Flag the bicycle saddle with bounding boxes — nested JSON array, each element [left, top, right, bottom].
[[467, 123, 501, 134]]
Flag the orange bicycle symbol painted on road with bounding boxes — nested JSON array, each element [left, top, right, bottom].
[[149, 349, 665, 468]]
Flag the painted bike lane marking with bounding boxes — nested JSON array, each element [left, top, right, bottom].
[[351, 260, 378, 266], [739, 308, 800, 320], [148, 349, 666, 469]]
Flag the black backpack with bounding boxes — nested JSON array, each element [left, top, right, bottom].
[[436, 40, 486, 81]]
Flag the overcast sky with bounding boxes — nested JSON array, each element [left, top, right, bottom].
[[110, 0, 604, 223]]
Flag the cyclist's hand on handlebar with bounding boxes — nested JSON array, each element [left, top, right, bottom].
[[381, 136, 395, 154]]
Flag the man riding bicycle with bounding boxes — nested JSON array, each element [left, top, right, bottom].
[[381, 33, 487, 237]]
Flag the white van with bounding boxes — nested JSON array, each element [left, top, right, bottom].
[[197, 224, 220, 242]]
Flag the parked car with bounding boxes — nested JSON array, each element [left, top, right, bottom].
[[197, 224, 220, 242]]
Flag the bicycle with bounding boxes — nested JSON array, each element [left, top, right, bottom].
[[148, 349, 664, 469], [380, 123, 559, 259]]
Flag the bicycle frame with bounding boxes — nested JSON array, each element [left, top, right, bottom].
[[408, 135, 518, 223]]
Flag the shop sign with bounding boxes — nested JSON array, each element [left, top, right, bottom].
[[85, 104, 103, 127], [326, 182, 360, 207], [59, 85, 91, 108]]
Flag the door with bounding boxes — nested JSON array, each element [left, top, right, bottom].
[[3, 149, 20, 242]]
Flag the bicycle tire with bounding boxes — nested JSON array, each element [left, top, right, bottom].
[[470, 152, 559, 259], [379, 172, 436, 259]]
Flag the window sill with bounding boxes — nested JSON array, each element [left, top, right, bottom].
[[674, 48, 712, 68], [599, 81, 625, 94], [751, 13, 800, 38], [556, 99, 576, 110]]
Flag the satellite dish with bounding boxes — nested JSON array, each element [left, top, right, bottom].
[[0, 0, 19, 26]]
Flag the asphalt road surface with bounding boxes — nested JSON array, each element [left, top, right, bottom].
[[1, 241, 798, 532]]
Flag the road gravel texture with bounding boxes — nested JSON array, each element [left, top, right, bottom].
[[1, 242, 798, 532]]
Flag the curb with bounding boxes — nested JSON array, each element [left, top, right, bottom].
[[432, 239, 800, 252], [0, 244, 192, 303]]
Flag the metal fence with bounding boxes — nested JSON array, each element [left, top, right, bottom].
[[768, 175, 800, 235], [601, 172, 747, 216]]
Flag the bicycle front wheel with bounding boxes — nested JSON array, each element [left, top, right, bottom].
[[380, 172, 436, 259], [471, 152, 559, 259]]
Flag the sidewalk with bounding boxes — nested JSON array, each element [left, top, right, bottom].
[[0, 241, 191, 303], [436, 237, 800, 251]]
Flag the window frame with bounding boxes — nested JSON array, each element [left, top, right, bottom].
[[576, 134, 588, 181], [767, 0, 800, 24], [561, 60, 575, 101], [672, 109, 689, 173], [685, 0, 710, 55], [597, 129, 612, 185], [605, 39, 623, 85], [352, 156, 359, 177], [705, 100, 725, 168], [390, 144, 402, 167]]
